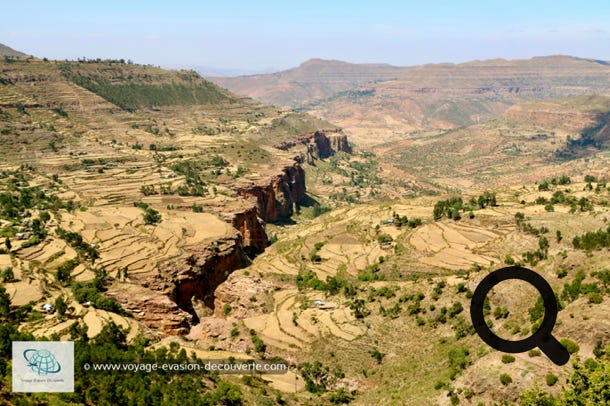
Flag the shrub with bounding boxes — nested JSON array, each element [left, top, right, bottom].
[[329, 388, 354, 404], [370, 348, 385, 363], [546, 373, 558, 386], [584, 358, 599, 371], [560, 339, 579, 354], [588, 292, 603, 304], [499, 373, 512, 385], [376, 233, 393, 244], [434, 381, 447, 390], [528, 349, 541, 357], [222, 303, 231, 316], [493, 306, 509, 319], [501, 354, 516, 363], [447, 302, 464, 318], [448, 347, 471, 380]]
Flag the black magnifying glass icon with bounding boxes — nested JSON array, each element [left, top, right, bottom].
[[470, 266, 570, 366]]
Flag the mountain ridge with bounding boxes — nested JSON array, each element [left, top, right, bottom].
[[210, 55, 610, 146], [0, 43, 29, 58]]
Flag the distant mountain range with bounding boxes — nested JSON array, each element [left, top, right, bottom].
[[210, 56, 610, 144], [209, 58, 405, 106]]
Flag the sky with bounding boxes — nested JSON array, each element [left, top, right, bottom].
[[2, 1, 610, 74]]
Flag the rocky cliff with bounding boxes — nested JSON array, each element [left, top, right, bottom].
[[110, 286, 191, 336], [221, 205, 268, 254], [148, 232, 250, 320], [328, 132, 351, 154], [235, 161, 306, 222], [274, 129, 351, 158]]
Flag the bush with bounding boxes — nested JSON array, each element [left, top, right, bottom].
[[588, 292, 603, 304], [502, 354, 516, 363], [448, 347, 471, 380], [329, 388, 354, 404], [376, 233, 393, 244], [434, 381, 447, 390], [370, 348, 385, 363], [447, 302, 464, 318], [528, 349, 541, 357], [546, 373, 558, 386], [493, 306, 509, 319], [560, 339, 579, 354], [143, 207, 162, 224], [55, 259, 80, 284], [500, 373, 512, 385], [222, 303, 231, 315]]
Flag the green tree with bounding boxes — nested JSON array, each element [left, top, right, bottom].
[[564, 361, 610, 403], [143, 207, 162, 224], [55, 296, 67, 321], [4, 237, 10, 251], [0, 286, 10, 319], [1, 267, 14, 282], [299, 360, 333, 394], [519, 386, 557, 405]]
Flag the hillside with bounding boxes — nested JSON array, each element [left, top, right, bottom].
[[0, 43, 28, 58], [211, 56, 610, 146], [211, 58, 403, 107], [3, 54, 610, 405], [373, 95, 610, 192], [0, 56, 360, 403]]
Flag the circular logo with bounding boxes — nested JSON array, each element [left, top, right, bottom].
[[23, 349, 62, 375]]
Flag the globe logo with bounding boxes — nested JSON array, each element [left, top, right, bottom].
[[23, 349, 62, 375]]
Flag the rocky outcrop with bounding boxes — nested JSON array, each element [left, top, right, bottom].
[[235, 161, 306, 222], [312, 130, 333, 158], [110, 287, 191, 336], [274, 129, 351, 161], [221, 205, 268, 254], [213, 272, 278, 319], [328, 133, 351, 154], [187, 317, 251, 352], [148, 232, 250, 319]]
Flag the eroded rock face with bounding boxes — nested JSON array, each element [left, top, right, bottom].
[[328, 133, 351, 154], [213, 272, 277, 319], [187, 317, 250, 352], [235, 161, 306, 222], [110, 287, 191, 336], [150, 233, 250, 317], [312, 130, 333, 158], [220, 205, 268, 254], [274, 129, 351, 159]]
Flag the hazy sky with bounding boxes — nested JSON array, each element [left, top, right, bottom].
[[3, 1, 610, 73]]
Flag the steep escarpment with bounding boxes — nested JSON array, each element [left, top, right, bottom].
[[274, 129, 352, 162], [235, 161, 306, 222], [328, 132, 351, 154], [150, 232, 250, 319], [220, 205, 269, 254], [111, 286, 192, 336]]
